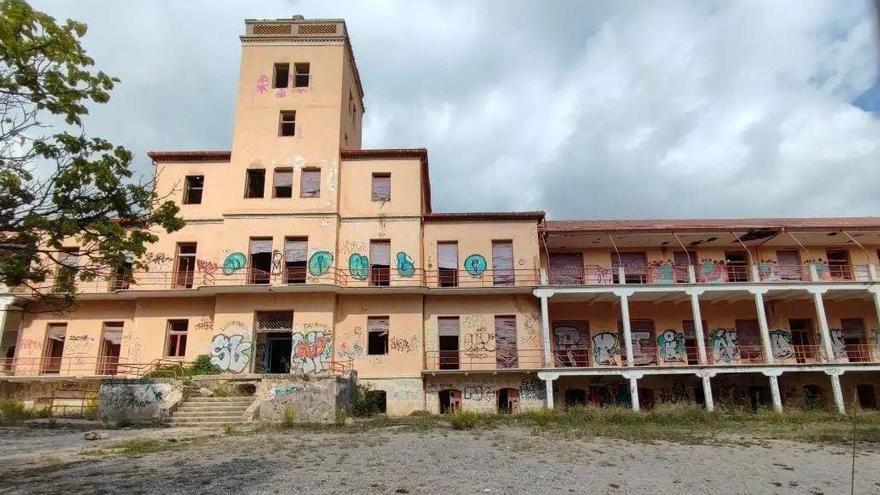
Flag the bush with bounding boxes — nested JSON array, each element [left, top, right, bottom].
[[144, 354, 221, 379], [447, 410, 480, 430], [349, 384, 383, 418], [188, 355, 222, 376], [0, 399, 29, 422], [281, 408, 297, 428]]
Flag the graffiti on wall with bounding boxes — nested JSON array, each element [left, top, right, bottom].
[[769, 329, 794, 359], [348, 253, 369, 280], [256, 74, 269, 93], [292, 328, 332, 374], [265, 384, 299, 400], [222, 252, 247, 275], [390, 335, 418, 354], [102, 382, 171, 410], [709, 329, 740, 363], [396, 252, 415, 278], [698, 260, 726, 283], [647, 261, 675, 284], [592, 332, 620, 365], [308, 251, 333, 277], [463, 383, 495, 402], [145, 252, 173, 270], [828, 329, 847, 359], [338, 341, 363, 361], [656, 330, 686, 362], [658, 381, 690, 403], [519, 376, 546, 401], [464, 254, 487, 276], [210, 333, 252, 373], [194, 317, 214, 332]]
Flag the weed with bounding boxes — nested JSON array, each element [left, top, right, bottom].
[[281, 408, 297, 428], [224, 424, 236, 435], [447, 410, 479, 430], [114, 439, 179, 457]]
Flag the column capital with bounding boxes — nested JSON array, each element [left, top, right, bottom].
[[867, 286, 880, 295], [621, 371, 645, 380], [685, 288, 705, 296], [696, 368, 717, 378], [806, 287, 828, 295], [614, 288, 636, 298], [534, 288, 555, 299], [537, 371, 559, 381], [761, 369, 784, 377], [823, 368, 845, 377], [749, 287, 770, 295]]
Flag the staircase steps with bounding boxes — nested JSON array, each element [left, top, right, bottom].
[[167, 392, 254, 427]]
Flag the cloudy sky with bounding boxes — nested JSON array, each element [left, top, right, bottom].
[[30, 0, 880, 220]]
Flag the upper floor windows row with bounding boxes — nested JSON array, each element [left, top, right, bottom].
[[273, 63, 310, 89], [244, 168, 321, 199]]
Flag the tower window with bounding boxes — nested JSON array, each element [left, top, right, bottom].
[[245, 169, 266, 198], [183, 175, 204, 205], [300, 168, 321, 198], [273, 168, 293, 198], [279, 111, 296, 136], [372, 173, 391, 202], [294, 63, 310, 88], [273, 63, 289, 88]]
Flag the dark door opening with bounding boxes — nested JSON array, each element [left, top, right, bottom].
[[725, 251, 749, 282], [249, 238, 273, 284], [439, 389, 461, 414], [438, 317, 459, 370], [857, 384, 877, 409], [497, 388, 520, 414], [367, 390, 387, 414], [256, 332, 293, 374], [790, 319, 815, 363], [841, 318, 867, 362], [638, 388, 655, 410], [566, 388, 587, 407], [749, 386, 770, 411]]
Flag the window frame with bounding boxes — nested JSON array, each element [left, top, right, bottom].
[[299, 168, 321, 198], [165, 319, 188, 358], [279, 111, 296, 137], [273, 63, 290, 89], [371, 173, 391, 202], [294, 63, 310, 88], [272, 168, 294, 198], [182, 175, 204, 205], [245, 169, 266, 199], [367, 316, 390, 355]]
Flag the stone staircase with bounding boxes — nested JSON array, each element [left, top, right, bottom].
[[167, 387, 255, 427]]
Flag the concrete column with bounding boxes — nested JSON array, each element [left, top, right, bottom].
[[619, 294, 634, 367], [750, 264, 761, 282], [811, 290, 835, 362], [702, 375, 714, 412], [828, 371, 845, 414], [767, 374, 783, 412], [869, 265, 878, 282], [617, 266, 626, 285], [689, 291, 708, 364], [544, 378, 555, 410], [0, 296, 11, 336], [687, 265, 697, 284], [540, 294, 552, 367], [808, 264, 819, 282], [629, 376, 640, 412], [870, 289, 880, 333], [753, 291, 774, 364]]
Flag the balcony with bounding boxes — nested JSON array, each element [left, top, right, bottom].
[[424, 348, 543, 372]]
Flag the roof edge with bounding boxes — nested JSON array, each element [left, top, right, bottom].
[[148, 151, 232, 163], [424, 211, 546, 223], [543, 216, 880, 234]]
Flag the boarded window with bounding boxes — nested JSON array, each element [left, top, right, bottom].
[[495, 315, 518, 368], [368, 316, 389, 355], [300, 168, 320, 198], [549, 253, 583, 285], [273, 63, 289, 88], [273, 168, 293, 198], [256, 311, 293, 332], [166, 320, 188, 357], [294, 63, 310, 87], [438, 242, 458, 287], [492, 241, 514, 286], [371, 173, 391, 201], [776, 250, 802, 280], [245, 169, 266, 198], [183, 175, 204, 204], [279, 111, 296, 136], [284, 238, 307, 283], [438, 317, 459, 370], [249, 238, 273, 284], [174, 243, 197, 288], [612, 252, 647, 283], [370, 240, 391, 286]]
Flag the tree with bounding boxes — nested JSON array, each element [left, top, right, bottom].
[[0, 0, 183, 310]]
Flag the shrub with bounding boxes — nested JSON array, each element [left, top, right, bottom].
[[281, 408, 297, 428], [144, 354, 221, 379], [188, 355, 222, 376], [447, 410, 479, 430], [349, 384, 383, 418], [0, 399, 29, 422], [224, 424, 236, 435]]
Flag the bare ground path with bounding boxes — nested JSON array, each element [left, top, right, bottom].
[[1, 424, 879, 495]]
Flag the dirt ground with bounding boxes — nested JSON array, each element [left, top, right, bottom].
[[1, 424, 879, 495]]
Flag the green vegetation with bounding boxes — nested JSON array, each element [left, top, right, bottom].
[[0, 399, 48, 423], [447, 410, 480, 430], [145, 355, 221, 378], [349, 384, 384, 417], [113, 439, 180, 457], [281, 408, 297, 428]]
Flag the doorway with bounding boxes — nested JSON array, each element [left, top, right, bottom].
[[789, 319, 815, 363], [856, 385, 877, 409], [439, 389, 461, 413], [41, 323, 66, 374], [565, 388, 587, 407], [497, 388, 520, 414], [256, 333, 292, 373], [438, 317, 460, 370], [249, 238, 273, 284]]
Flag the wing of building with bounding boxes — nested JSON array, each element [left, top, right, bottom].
[[1, 17, 878, 416]]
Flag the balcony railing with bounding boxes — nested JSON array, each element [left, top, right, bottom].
[[424, 348, 544, 371], [1, 356, 170, 378]]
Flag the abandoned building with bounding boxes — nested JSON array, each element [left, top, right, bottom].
[[1, 16, 879, 421]]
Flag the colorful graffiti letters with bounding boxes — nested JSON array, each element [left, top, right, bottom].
[[769, 329, 794, 359], [308, 251, 334, 277], [657, 330, 686, 362], [592, 332, 620, 365], [292, 331, 332, 374], [210, 334, 252, 373], [464, 254, 487, 276], [709, 329, 740, 363], [396, 251, 415, 278], [348, 253, 369, 280], [222, 252, 247, 276]]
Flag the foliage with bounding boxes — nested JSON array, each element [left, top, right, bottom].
[[349, 384, 383, 418], [144, 355, 221, 378], [223, 424, 235, 435], [446, 410, 480, 430], [0, 398, 30, 421], [281, 408, 297, 428], [188, 355, 222, 376], [0, 0, 183, 310], [114, 438, 178, 457]]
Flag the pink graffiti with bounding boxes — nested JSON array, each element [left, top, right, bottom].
[[197, 259, 219, 285], [275, 88, 286, 98], [19, 338, 41, 350], [256, 74, 269, 93], [293, 335, 329, 360]]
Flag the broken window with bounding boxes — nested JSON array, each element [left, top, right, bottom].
[[255, 311, 293, 374], [371, 173, 391, 202], [370, 240, 391, 286], [300, 168, 320, 198], [174, 243, 197, 288], [279, 111, 296, 136], [41, 323, 66, 374], [492, 241, 514, 286], [826, 249, 852, 280], [111, 261, 133, 290], [55, 248, 79, 292], [725, 251, 749, 282], [245, 169, 266, 198], [284, 238, 307, 284], [438, 317, 460, 370], [166, 319, 188, 357], [495, 315, 518, 368], [99, 322, 123, 375], [273, 63, 289, 88], [273, 168, 293, 198], [437, 242, 458, 287], [612, 252, 647, 284], [249, 237, 273, 284], [673, 250, 695, 283], [183, 175, 204, 204], [367, 316, 389, 355], [294, 63, 310, 87]]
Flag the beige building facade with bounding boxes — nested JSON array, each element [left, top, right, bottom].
[[1, 17, 878, 416]]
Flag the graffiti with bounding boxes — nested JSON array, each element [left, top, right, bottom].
[[592, 332, 620, 365], [829, 329, 847, 359], [463, 254, 487, 276], [222, 252, 247, 275], [308, 251, 333, 277], [145, 252, 173, 269], [390, 335, 418, 353], [197, 258, 219, 285], [275, 88, 286, 98], [68, 335, 94, 343], [425, 382, 455, 393], [757, 261, 778, 281], [426, 256, 434, 269], [807, 261, 832, 281], [647, 261, 675, 284], [698, 260, 726, 283], [292, 331, 332, 374], [194, 317, 214, 332], [463, 384, 495, 401], [271, 250, 284, 272], [102, 382, 172, 410], [769, 329, 794, 359], [396, 251, 415, 278], [659, 381, 690, 403], [709, 328, 740, 363], [657, 330, 686, 362], [338, 341, 363, 361], [19, 338, 42, 350], [555, 325, 587, 347], [348, 253, 369, 280], [340, 240, 367, 258], [210, 334, 252, 373], [256, 74, 269, 93], [463, 332, 495, 353], [520, 376, 546, 401], [265, 384, 299, 400]]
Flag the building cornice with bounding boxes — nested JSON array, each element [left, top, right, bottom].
[[148, 151, 231, 163]]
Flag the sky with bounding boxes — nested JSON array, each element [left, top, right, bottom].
[[29, 0, 880, 220]]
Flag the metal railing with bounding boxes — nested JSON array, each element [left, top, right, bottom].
[[0, 356, 174, 378], [424, 349, 544, 371]]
